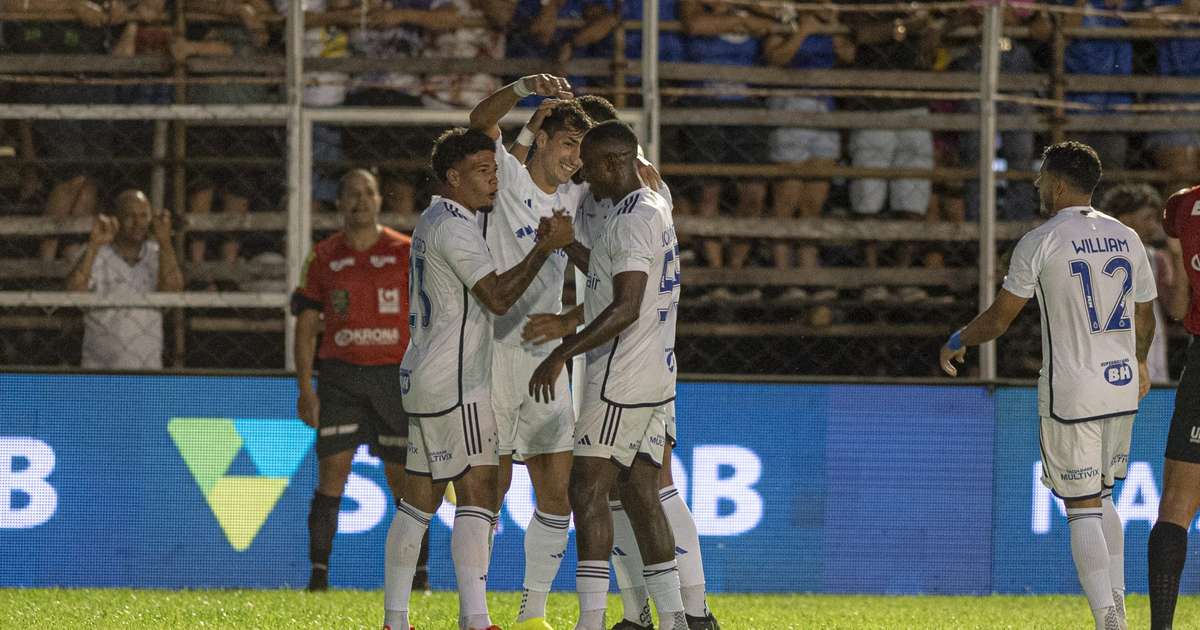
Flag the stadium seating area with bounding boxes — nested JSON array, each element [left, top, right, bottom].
[[1, 0, 1198, 376]]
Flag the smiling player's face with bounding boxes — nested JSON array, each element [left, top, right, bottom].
[[535, 128, 585, 186]]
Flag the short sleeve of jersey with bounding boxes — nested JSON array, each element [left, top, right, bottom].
[[292, 249, 325, 311], [1133, 241, 1159, 303], [608, 213, 657, 275], [494, 134, 526, 190], [1001, 230, 1043, 299], [438, 215, 497, 289]]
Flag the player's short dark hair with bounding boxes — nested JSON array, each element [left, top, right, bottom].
[[430, 127, 494, 184], [576, 95, 619, 124], [1100, 183, 1163, 218], [1041, 141, 1103, 195], [541, 99, 594, 139], [336, 168, 379, 198], [582, 120, 638, 156]]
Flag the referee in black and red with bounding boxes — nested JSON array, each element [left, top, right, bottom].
[[291, 169, 429, 591]]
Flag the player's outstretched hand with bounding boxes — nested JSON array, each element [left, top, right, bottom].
[[1138, 360, 1151, 400], [521, 74, 573, 100], [939, 343, 966, 377], [523, 313, 574, 345], [298, 388, 320, 428], [529, 351, 567, 403], [539, 211, 575, 250], [636, 157, 664, 192]]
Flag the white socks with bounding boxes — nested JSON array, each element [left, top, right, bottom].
[[517, 509, 570, 622], [1101, 493, 1125, 612], [610, 499, 652, 626], [1068, 507, 1116, 629], [643, 560, 686, 630], [384, 501, 432, 630], [453, 506, 496, 630], [660, 485, 709, 617], [575, 559, 610, 630]]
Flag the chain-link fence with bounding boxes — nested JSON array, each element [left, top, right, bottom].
[[2, 1, 1198, 379]]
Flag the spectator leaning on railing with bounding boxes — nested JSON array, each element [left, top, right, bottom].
[[65, 190, 184, 370]]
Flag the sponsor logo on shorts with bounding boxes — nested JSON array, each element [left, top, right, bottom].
[[330, 257, 355, 272], [1061, 467, 1100, 481], [399, 368, 411, 395], [408, 442, 418, 454], [334, 327, 400, 347], [1191, 427, 1200, 444], [378, 288, 401, 314], [370, 255, 397, 268], [1102, 359, 1133, 386], [1111, 453, 1128, 466], [649, 434, 665, 447], [429, 450, 452, 462]]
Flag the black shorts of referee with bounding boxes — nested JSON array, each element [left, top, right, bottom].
[[315, 359, 408, 463], [1167, 336, 1200, 464]]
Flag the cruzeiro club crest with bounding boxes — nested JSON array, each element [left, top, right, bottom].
[[168, 418, 314, 551]]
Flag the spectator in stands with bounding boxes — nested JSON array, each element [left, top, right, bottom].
[[954, 6, 1049, 220], [422, 0, 513, 109], [5, 2, 120, 260], [1057, 0, 1140, 170], [1101, 183, 1188, 382], [186, 0, 274, 48], [1145, 0, 1200, 196], [763, 5, 848, 302], [679, 0, 777, 300], [840, 3, 945, 302], [65, 189, 184, 369]]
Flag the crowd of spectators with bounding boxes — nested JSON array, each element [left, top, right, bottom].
[[1, 0, 1199, 312]]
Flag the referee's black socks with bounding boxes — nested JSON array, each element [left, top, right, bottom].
[[307, 492, 342, 590], [1149, 520, 1188, 630]]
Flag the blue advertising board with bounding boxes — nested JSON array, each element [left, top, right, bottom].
[[0, 373, 1192, 594]]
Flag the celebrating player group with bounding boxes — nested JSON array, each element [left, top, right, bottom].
[[291, 73, 716, 630], [940, 141, 1200, 630]]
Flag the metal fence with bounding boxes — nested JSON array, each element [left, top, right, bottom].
[[0, 0, 1197, 378]]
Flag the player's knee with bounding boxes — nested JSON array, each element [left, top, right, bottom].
[[1158, 487, 1200, 526]]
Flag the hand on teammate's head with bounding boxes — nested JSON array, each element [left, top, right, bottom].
[[523, 74, 573, 100]]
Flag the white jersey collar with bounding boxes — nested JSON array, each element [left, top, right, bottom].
[[432, 195, 477, 219]]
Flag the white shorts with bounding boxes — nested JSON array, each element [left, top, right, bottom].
[[407, 389, 498, 483], [575, 372, 668, 468], [491, 342, 575, 459], [660, 401, 677, 446], [1039, 414, 1133, 500]]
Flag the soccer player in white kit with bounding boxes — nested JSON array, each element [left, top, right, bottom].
[[467, 74, 591, 630], [383, 127, 574, 630], [939, 142, 1156, 630], [523, 94, 718, 630], [529, 121, 686, 630]]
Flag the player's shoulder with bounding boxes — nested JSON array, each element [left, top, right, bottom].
[[1165, 185, 1200, 237], [312, 231, 347, 260], [616, 187, 668, 218]]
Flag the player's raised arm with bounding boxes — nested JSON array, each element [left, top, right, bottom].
[[468, 74, 573, 141], [471, 212, 575, 315], [939, 288, 1029, 377], [510, 97, 561, 164]]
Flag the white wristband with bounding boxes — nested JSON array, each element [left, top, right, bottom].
[[512, 78, 532, 98], [516, 127, 536, 147]]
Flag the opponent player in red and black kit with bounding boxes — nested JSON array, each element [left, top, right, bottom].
[[1149, 184, 1200, 630], [291, 169, 428, 591]]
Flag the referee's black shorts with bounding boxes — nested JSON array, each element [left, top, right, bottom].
[[315, 359, 407, 463], [1167, 336, 1200, 464]]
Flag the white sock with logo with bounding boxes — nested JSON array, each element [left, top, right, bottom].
[[643, 560, 686, 630], [1101, 492, 1126, 619], [384, 500, 432, 630], [660, 485, 709, 617], [575, 559, 610, 630], [517, 509, 570, 622], [453, 506, 496, 630], [610, 499, 652, 626], [1068, 507, 1116, 628]]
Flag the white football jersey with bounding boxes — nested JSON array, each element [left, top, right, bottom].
[[481, 135, 587, 350], [584, 187, 679, 407], [400, 197, 497, 416], [1002, 206, 1157, 422], [577, 179, 673, 249]]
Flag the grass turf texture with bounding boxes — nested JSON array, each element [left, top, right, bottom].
[[2, 590, 1198, 629]]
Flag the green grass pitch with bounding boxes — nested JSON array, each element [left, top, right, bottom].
[[3, 590, 1199, 629]]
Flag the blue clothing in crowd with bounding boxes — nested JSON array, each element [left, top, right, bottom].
[[1061, 0, 1138, 110]]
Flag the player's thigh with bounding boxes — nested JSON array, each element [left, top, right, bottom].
[[406, 391, 498, 485], [1100, 413, 1134, 488], [1039, 416, 1105, 500], [1166, 338, 1200, 465], [575, 395, 665, 470], [516, 351, 575, 459], [491, 344, 524, 457], [315, 363, 377, 461]]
